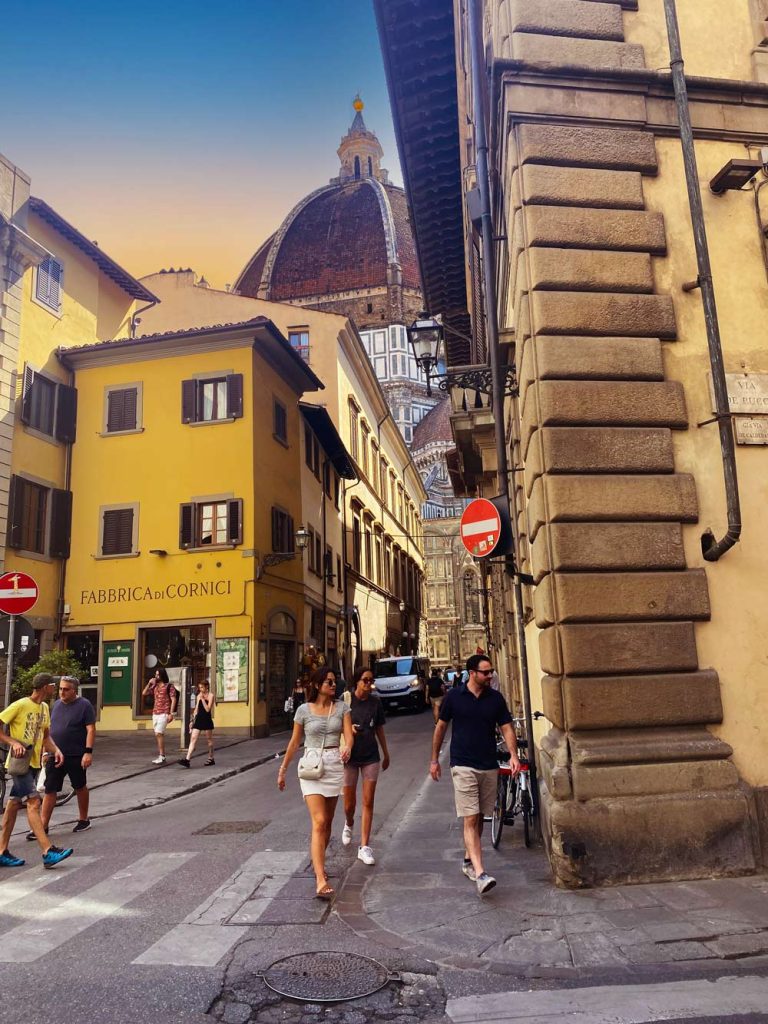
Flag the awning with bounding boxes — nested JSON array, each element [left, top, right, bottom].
[[299, 404, 358, 480]]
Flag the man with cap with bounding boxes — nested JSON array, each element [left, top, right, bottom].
[[0, 673, 74, 868]]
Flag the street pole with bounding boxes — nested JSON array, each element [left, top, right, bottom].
[[4, 613, 16, 708]]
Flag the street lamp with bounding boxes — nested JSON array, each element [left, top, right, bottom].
[[406, 313, 443, 396], [398, 600, 406, 613], [257, 525, 311, 579]]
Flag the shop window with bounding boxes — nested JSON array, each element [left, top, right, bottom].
[[21, 365, 77, 442], [270, 507, 294, 554], [181, 374, 243, 424], [105, 385, 140, 433], [180, 499, 243, 549], [7, 475, 71, 558], [288, 329, 310, 362], [100, 505, 137, 557], [273, 398, 288, 443], [35, 256, 63, 312]]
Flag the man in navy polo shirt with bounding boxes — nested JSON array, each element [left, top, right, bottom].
[[430, 653, 520, 895]]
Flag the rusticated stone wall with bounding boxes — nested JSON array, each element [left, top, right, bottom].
[[497, 0, 756, 885]]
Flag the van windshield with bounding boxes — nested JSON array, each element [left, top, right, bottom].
[[374, 658, 415, 678]]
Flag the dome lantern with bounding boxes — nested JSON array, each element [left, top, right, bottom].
[[338, 95, 385, 182]]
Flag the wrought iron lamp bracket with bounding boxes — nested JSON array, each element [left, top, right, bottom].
[[436, 365, 518, 397]]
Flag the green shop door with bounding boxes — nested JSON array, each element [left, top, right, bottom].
[[103, 642, 134, 704]]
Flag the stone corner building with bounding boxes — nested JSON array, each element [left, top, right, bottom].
[[376, 0, 768, 886]]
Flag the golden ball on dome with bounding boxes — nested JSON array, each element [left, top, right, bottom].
[[353, 95, 364, 112]]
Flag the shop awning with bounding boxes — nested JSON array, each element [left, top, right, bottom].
[[299, 404, 358, 480]]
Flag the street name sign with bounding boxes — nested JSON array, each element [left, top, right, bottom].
[[460, 498, 502, 557], [0, 571, 39, 616]]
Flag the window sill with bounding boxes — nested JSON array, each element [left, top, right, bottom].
[[100, 427, 144, 437], [187, 417, 236, 427], [30, 294, 63, 319], [22, 425, 61, 447], [11, 548, 53, 564], [94, 551, 140, 560], [184, 544, 237, 553]]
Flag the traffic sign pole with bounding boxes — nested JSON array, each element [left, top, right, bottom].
[[3, 614, 15, 709], [0, 572, 39, 709]]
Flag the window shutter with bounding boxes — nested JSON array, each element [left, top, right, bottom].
[[227, 374, 243, 419], [36, 260, 51, 305], [271, 507, 279, 552], [179, 503, 195, 548], [20, 366, 35, 425], [181, 379, 197, 423], [107, 387, 137, 432], [49, 258, 63, 309], [54, 383, 77, 443], [102, 508, 134, 556], [228, 499, 243, 545], [6, 475, 25, 549], [49, 488, 73, 559]]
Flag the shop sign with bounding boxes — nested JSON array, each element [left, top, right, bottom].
[[80, 579, 231, 605], [734, 417, 768, 445], [709, 372, 768, 414]]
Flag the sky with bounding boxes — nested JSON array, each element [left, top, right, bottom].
[[0, 0, 401, 289]]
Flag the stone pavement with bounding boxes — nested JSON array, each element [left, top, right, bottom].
[[335, 761, 768, 981]]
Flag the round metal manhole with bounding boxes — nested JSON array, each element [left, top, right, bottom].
[[262, 951, 390, 1003]]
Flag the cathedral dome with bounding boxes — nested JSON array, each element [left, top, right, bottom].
[[412, 397, 452, 451], [234, 99, 422, 329]]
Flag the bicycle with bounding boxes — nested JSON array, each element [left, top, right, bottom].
[[36, 754, 76, 807], [491, 736, 534, 849]]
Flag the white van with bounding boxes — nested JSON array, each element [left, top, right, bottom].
[[372, 656, 430, 712]]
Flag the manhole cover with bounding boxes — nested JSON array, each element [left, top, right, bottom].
[[262, 951, 390, 1002], [194, 821, 267, 835]]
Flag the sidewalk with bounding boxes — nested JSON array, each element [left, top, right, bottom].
[[336, 761, 768, 981]]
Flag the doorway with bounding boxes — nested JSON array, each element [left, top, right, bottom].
[[267, 611, 297, 732]]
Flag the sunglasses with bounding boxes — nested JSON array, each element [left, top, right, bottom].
[[476, 668, 494, 676]]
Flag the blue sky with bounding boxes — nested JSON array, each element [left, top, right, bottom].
[[0, 0, 401, 286]]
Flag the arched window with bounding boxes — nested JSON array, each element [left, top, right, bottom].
[[368, 156, 373, 176], [354, 156, 361, 179]]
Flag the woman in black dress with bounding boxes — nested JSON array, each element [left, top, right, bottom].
[[178, 680, 215, 767]]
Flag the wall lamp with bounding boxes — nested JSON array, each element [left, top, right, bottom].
[[149, 549, 167, 556], [256, 526, 310, 580], [709, 159, 763, 195], [407, 312, 518, 398]]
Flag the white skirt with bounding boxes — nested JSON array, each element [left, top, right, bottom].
[[298, 748, 344, 798]]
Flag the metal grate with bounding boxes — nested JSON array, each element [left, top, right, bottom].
[[194, 821, 268, 835], [262, 951, 390, 1002]]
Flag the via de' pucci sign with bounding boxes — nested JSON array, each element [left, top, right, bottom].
[[709, 372, 768, 445]]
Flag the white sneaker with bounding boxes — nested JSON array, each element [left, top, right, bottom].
[[461, 858, 477, 881], [357, 846, 375, 866], [152, 755, 166, 765], [342, 823, 353, 847], [476, 872, 497, 895]]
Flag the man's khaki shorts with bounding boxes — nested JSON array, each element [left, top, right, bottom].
[[450, 766, 498, 818]]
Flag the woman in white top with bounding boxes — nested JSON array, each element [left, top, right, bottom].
[[278, 667, 353, 900]]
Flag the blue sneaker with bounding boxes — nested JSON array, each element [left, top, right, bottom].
[[42, 846, 73, 869], [0, 849, 25, 868]]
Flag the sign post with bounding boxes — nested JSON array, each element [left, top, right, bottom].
[[0, 572, 40, 708]]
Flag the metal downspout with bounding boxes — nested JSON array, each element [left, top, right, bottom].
[[468, 0, 538, 814], [663, 0, 742, 561]]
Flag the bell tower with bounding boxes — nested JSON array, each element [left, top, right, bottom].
[[337, 96, 387, 183]]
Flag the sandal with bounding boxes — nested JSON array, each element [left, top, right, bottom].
[[204, 758, 215, 766], [315, 883, 335, 901]]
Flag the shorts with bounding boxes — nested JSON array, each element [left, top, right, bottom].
[[152, 713, 170, 734], [451, 766, 498, 818], [44, 755, 87, 793], [9, 768, 40, 803], [343, 761, 381, 787], [430, 696, 443, 709]]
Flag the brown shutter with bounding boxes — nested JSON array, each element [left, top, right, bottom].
[[6, 475, 25, 549], [179, 503, 195, 548], [271, 507, 279, 551], [54, 383, 77, 443], [227, 374, 243, 419], [288, 515, 295, 553], [20, 366, 35, 425], [49, 489, 73, 559], [107, 387, 138, 432], [227, 499, 243, 545], [102, 508, 134, 556], [181, 379, 197, 423]]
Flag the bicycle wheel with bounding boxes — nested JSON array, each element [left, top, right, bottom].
[[521, 789, 533, 848], [491, 774, 508, 848], [56, 784, 76, 806]]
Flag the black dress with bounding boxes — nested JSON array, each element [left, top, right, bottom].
[[192, 699, 214, 731]]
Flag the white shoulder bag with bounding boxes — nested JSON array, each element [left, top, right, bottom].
[[297, 704, 332, 780]]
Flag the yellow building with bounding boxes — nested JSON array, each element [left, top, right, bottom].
[[59, 319, 323, 734]]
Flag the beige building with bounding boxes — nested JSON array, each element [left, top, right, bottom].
[[378, 0, 768, 885]]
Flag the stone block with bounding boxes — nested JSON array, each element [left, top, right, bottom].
[[531, 522, 687, 580], [524, 427, 675, 490], [572, 759, 739, 801], [508, 0, 625, 41], [525, 206, 666, 253], [526, 474, 698, 542], [521, 164, 645, 209], [528, 247, 654, 292], [511, 31, 645, 71], [530, 291, 676, 339], [518, 122, 657, 173], [534, 569, 710, 627], [542, 674, 565, 729], [539, 621, 699, 676], [560, 670, 724, 730]]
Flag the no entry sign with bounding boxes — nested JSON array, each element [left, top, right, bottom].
[[0, 571, 39, 616], [460, 498, 502, 557]]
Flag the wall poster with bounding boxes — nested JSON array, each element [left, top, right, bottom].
[[216, 637, 249, 702]]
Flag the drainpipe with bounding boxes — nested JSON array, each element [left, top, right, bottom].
[[55, 364, 75, 641], [467, 0, 537, 812], [321, 458, 328, 666], [129, 299, 158, 339], [663, 0, 741, 561]]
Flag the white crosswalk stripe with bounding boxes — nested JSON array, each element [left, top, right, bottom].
[[0, 857, 97, 918], [132, 850, 305, 967], [446, 975, 768, 1023], [0, 852, 195, 963]]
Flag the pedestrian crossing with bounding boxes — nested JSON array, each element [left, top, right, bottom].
[[0, 849, 306, 968]]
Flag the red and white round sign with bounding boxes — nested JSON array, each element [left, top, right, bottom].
[[0, 571, 39, 616], [460, 499, 502, 558]]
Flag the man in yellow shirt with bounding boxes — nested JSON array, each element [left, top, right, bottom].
[[0, 674, 74, 868]]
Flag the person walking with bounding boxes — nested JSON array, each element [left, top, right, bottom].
[[178, 679, 215, 767], [430, 654, 520, 896], [341, 666, 390, 866], [427, 667, 446, 724], [0, 674, 74, 869], [142, 667, 177, 764], [277, 667, 353, 900], [35, 675, 95, 837]]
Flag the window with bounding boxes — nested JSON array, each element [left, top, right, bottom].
[[360, 422, 370, 478], [6, 475, 71, 558], [35, 256, 63, 312], [181, 374, 243, 424], [305, 424, 320, 478], [325, 545, 333, 583], [352, 510, 362, 572], [336, 554, 343, 592], [380, 458, 388, 505], [274, 399, 288, 443], [364, 521, 373, 579], [371, 441, 380, 494], [307, 526, 316, 572], [315, 533, 322, 578], [105, 385, 139, 433], [333, 474, 340, 510], [269, 507, 294, 554], [100, 506, 136, 556], [179, 499, 243, 549], [288, 329, 310, 362], [20, 366, 77, 442], [349, 401, 359, 461]]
